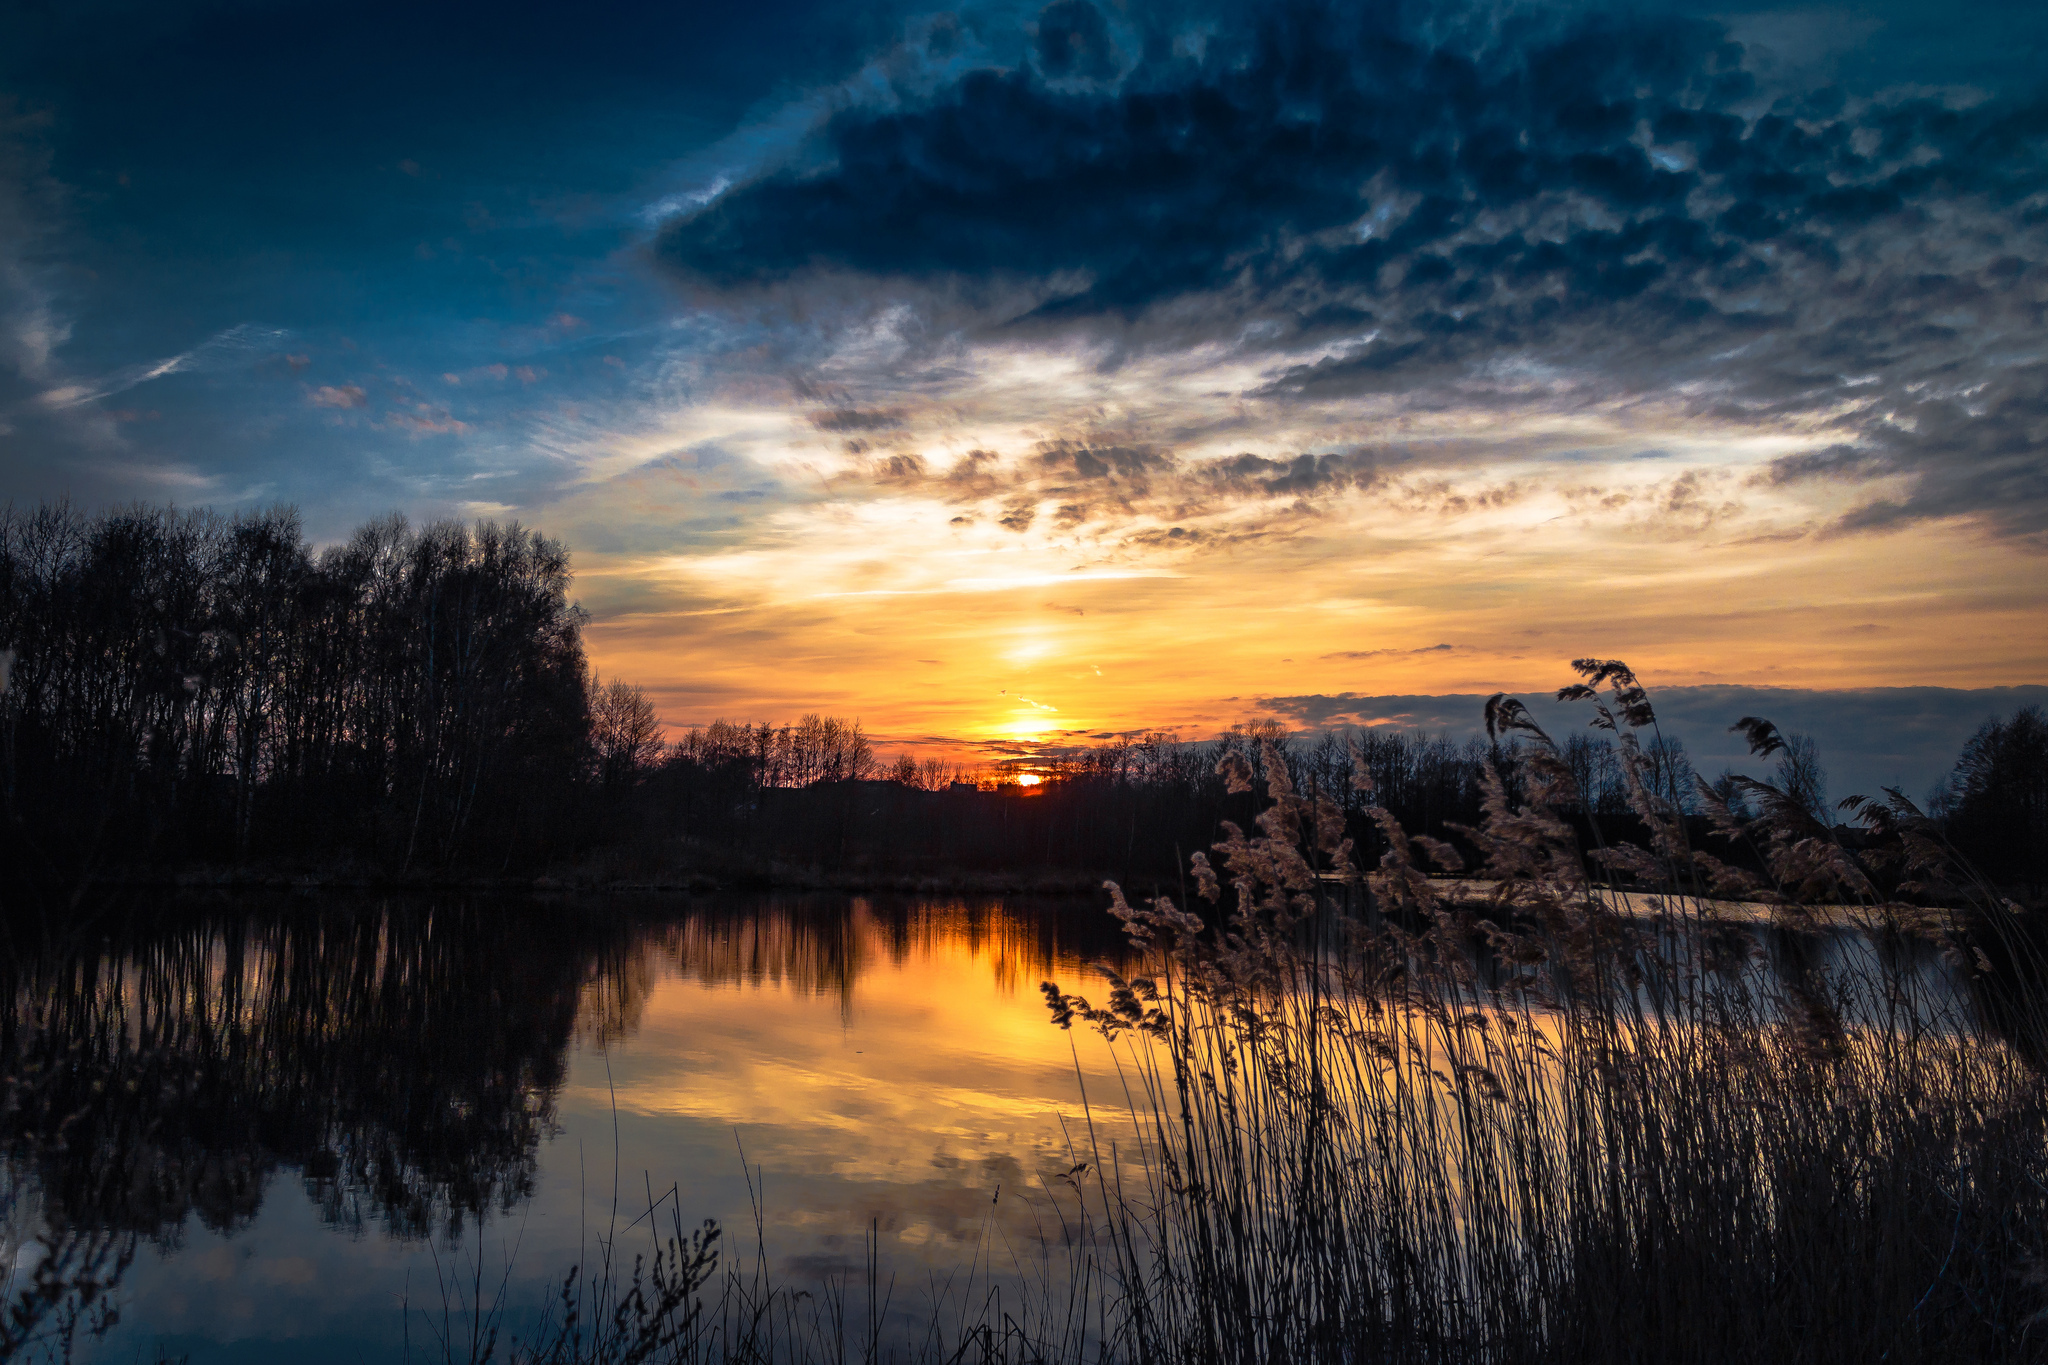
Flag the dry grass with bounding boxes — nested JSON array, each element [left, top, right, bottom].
[[1037, 660, 2048, 1364], [434, 661, 2048, 1364]]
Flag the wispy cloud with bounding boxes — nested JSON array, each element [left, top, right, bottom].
[[1322, 644, 1461, 661], [36, 322, 287, 410], [0, 105, 71, 433]]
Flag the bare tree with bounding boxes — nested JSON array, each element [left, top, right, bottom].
[[1560, 732, 1625, 813], [591, 677, 662, 792], [1644, 733, 1699, 816], [0, 502, 593, 874], [1936, 705, 2048, 887]]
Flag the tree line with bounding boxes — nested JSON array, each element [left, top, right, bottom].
[[637, 719, 1701, 888], [0, 501, 588, 877], [635, 695, 2040, 895], [2, 500, 2038, 895], [636, 719, 1520, 887]]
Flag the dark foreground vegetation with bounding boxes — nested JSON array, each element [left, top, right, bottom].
[[11, 662, 2043, 1363], [1025, 665, 2048, 1364], [539, 665, 2048, 1363], [3, 502, 2042, 906]]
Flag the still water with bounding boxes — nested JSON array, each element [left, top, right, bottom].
[[0, 895, 1142, 1363]]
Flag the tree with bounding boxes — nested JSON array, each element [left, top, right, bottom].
[[1708, 769, 1752, 820], [1559, 733, 1625, 814], [1937, 706, 2048, 888], [1643, 733, 1698, 816], [0, 502, 596, 877], [591, 678, 663, 792]]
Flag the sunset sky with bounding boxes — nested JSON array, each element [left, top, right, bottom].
[[4, 0, 2045, 795]]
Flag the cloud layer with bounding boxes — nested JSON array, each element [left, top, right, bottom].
[[660, 0, 2048, 543], [4, 0, 2044, 762]]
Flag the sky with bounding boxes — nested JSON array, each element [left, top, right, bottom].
[[2, 0, 2045, 798]]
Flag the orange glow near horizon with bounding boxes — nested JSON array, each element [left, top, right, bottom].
[[571, 478, 2047, 765], [544, 373, 2046, 764]]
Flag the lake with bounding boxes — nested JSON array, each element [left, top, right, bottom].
[[0, 894, 1146, 1364], [4, 886, 2014, 1364]]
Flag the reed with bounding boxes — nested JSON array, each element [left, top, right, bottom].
[[1040, 659, 2048, 1364], [417, 1149, 1116, 1365], [433, 660, 2048, 1363]]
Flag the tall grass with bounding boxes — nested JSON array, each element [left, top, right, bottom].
[[1042, 660, 2048, 1364], [414, 660, 2048, 1363], [442, 662, 2048, 1364], [415, 1149, 1116, 1365]]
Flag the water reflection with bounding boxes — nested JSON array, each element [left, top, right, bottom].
[[2, 905, 608, 1244], [0, 894, 1136, 1361], [0, 891, 1994, 1362]]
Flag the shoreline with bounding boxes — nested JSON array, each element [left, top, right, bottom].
[[51, 863, 1129, 899]]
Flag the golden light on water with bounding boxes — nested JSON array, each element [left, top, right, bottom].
[[578, 899, 1136, 1202]]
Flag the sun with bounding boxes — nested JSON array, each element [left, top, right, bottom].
[[1015, 773, 1043, 787]]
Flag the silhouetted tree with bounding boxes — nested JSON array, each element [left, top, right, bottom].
[[0, 502, 592, 879], [649, 715, 1503, 882], [1936, 706, 2048, 889], [591, 677, 663, 793]]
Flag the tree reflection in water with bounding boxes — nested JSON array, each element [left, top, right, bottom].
[[0, 902, 629, 1246], [0, 898, 636, 1358], [0, 893, 1135, 1358]]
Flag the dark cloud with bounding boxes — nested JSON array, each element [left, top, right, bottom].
[[1034, 1, 1121, 83], [937, 448, 1004, 497], [1826, 363, 2048, 544], [870, 452, 926, 481], [849, 436, 1419, 538], [660, 0, 2048, 541], [1200, 451, 1384, 499], [662, 4, 2043, 313], [1321, 643, 1458, 660], [1757, 444, 1881, 486], [843, 431, 1630, 546], [811, 406, 906, 431], [1034, 440, 1172, 481]]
